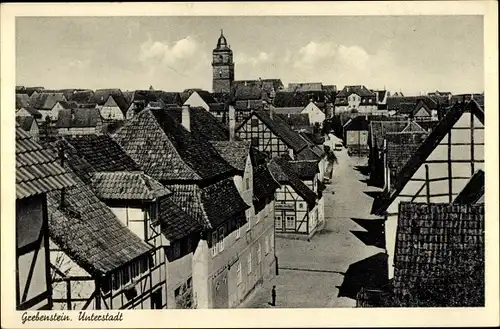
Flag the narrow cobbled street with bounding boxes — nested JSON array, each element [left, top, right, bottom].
[[242, 135, 386, 308]]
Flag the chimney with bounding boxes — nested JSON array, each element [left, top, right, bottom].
[[182, 105, 191, 132], [228, 104, 236, 141]]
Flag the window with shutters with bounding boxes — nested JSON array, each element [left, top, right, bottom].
[[285, 216, 295, 229], [275, 215, 282, 229]]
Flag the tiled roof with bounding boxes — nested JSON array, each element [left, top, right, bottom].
[[252, 163, 280, 204], [289, 160, 319, 180], [401, 121, 426, 133], [243, 110, 308, 153], [393, 202, 484, 307], [156, 196, 203, 241], [268, 155, 316, 206], [16, 116, 36, 131], [372, 100, 485, 215], [288, 82, 323, 92], [336, 85, 375, 98], [234, 79, 284, 96], [273, 91, 326, 107], [19, 107, 43, 119], [453, 170, 484, 204], [211, 141, 250, 172], [386, 96, 438, 111], [273, 107, 304, 115], [167, 106, 230, 141], [385, 131, 429, 189], [90, 89, 123, 105], [397, 102, 417, 115], [23, 87, 45, 96], [64, 134, 142, 173], [16, 127, 76, 199], [369, 119, 409, 148], [234, 84, 265, 101], [113, 109, 235, 182], [275, 113, 311, 133], [91, 171, 171, 200], [16, 94, 31, 109], [168, 179, 249, 229], [200, 177, 250, 227], [111, 95, 130, 114], [194, 90, 218, 105], [47, 170, 152, 277], [57, 101, 79, 110], [31, 93, 67, 110], [67, 90, 94, 104], [55, 108, 101, 128]]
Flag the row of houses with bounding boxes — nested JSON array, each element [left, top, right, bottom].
[[16, 86, 332, 310], [355, 100, 485, 307]]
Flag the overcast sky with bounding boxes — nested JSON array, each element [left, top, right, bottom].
[[16, 16, 484, 95]]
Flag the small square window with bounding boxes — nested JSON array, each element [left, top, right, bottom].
[[251, 137, 259, 147], [251, 118, 259, 127]]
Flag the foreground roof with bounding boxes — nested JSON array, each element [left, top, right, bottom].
[[47, 170, 152, 277], [56, 108, 101, 128], [211, 141, 251, 172], [16, 127, 76, 199], [393, 202, 484, 307], [252, 163, 280, 204], [91, 171, 171, 200]]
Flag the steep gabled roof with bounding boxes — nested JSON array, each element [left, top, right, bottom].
[[336, 85, 375, 98], [16, 126, 76, 199], [55, 108, 101, 128], [240, 110, 308, 153], [16, 94, 31, 109], [112, 108, 235, 182], [157, 196, 203, 241], [91, 171, 171, 200], [166, 106, 230, 141], [31, 92, 67, 110], [56, 101, 79, 110], [90, 89, 123, 105], [252, 163, 280, 204], [268, 155, 316, 206], [289, 160, 319, 180], [211, 141, 251, 172], [67, 90, 95, 104], [63, 134, 141, 173], [453, 170, 484, 204], [193, 90, 218, 105], [372, 100, 485, 215], [16, 116, 36, 131], [47, 170, 152, 277]]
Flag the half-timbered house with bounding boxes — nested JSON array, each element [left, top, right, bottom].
[[371, 100, 484, 280], [16, 127, 76, 310], [235, 110, 308, 160], [268, 155, 318, 238]]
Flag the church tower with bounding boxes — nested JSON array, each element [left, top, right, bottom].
[[212, 29, 234, 94]]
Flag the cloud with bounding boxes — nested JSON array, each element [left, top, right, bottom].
[[139, 36, 199, 66], [235, 51, 273, 66], [293, 41, 369, 71]]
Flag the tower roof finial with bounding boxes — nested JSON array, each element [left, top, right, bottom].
[[216, 29, 228, 48]]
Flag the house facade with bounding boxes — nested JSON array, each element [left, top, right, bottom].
[[335, 85, 377, 114], [372, 100, 484, 280], [15, 127, 76, 310], [301, 101, 325, 126]]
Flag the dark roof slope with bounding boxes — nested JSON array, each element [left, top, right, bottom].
[[194, 90, 218, 105], [47, 171, 152, 277], [268, 155, 316, 206], [387, 96, 438, 111], [372, 100, 485, 215], [16, 127, 76, 199], [394, 202, 484, 307], [252, 164, 280, 204], [289, 160, 319, 180], [167, 106, 230, 141], [113, 109, 235, 182], [211, 141, 250, 172], [16, 94, 31, 109], [157, 196, 203, 241], [31, 93, 66, 110], [453, 170, 484, 204], [68, 90, 94, 104], [336, 85, 374, 97], [91, 171, 171, 200], [369, 120, 410, 148], [91, 89, 123, 105], [16, 116, 36, 131], [243, 110, 308, 153], [56, 108, 101, 128], [274, 91, 326, 107], [64, 134, 141, 171]]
